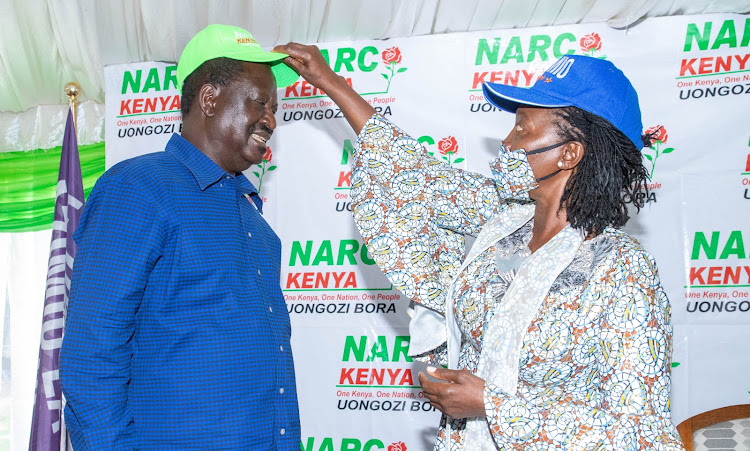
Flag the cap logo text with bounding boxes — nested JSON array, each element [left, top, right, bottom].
[[546, 56, 575, 78], [234, 31, 258, 45]]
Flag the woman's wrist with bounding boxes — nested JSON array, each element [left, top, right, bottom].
[[324, 75, 376, 134]]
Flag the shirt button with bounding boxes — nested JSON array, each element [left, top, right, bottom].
[[269, 306, 273, 313], [247, 232, 252, 238], [280, 428, 285, 435], [279, 387, 284, 394], [279, 345, 284, 352], [257, 269, 261, 276]]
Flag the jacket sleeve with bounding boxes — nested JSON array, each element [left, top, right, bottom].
[[350, 113, 504, 313], [482, 247, 685, 450], [59, 173, 164, 450]]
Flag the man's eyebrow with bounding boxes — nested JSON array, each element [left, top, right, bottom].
[[249, 95, 274, 104]]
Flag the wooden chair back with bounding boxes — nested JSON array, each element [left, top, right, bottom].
[[677, 404, 750, 451]]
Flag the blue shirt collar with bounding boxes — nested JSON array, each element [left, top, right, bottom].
[[165, 133, 264, 212]]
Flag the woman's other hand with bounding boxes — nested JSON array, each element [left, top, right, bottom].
[[419, 367, 486, 419]]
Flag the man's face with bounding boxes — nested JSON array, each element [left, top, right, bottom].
[[209, 62, 278, 173]]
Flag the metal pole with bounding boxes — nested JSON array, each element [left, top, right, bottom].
[[64, 82, 81, 130]]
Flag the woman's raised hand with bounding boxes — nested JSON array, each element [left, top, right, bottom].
[[273, 42, 337, 91], [274, 42, 375, 134]]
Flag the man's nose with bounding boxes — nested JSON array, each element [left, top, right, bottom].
[[261, 107, 276, 131]]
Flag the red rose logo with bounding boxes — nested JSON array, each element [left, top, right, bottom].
[[380, 46, 408, 93], [644, 125, 668, 144], [428, 135, 464, 165], [262, 147, 273, 163], [438, 136, 458, 156], [580, 33, 602, 53], [382, 47, 402, 65], [388, 441, 407, 451]]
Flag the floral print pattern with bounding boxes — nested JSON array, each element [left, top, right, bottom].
[[350, 114, 684, 450]]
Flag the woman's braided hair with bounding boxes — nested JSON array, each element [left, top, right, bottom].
[[553, 106, 655, 237]]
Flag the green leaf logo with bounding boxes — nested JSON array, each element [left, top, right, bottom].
[[642, 125, 674, 178], [380, 47, 408, 93], [253, 146, 277, 193]]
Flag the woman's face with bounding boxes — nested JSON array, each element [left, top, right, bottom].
[[503, 107, 567, 199]]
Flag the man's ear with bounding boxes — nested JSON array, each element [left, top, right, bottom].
[[197, 83, 218, 117], [560, 141, 584, 170]]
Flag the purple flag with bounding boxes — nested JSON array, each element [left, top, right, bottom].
[[29, 108, 85, 451]]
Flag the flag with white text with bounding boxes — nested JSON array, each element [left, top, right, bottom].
[[28, 108, 84, 451]]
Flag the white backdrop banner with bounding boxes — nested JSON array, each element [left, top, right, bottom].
[[103, 13, 750, 449]]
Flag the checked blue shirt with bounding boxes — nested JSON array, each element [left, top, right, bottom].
[[60, 133, 300, 450]]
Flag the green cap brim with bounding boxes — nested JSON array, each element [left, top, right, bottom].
[[228, 51, 298, 88], [271, 61, 300, 88]]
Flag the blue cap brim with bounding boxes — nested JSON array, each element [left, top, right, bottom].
[[482, 82, 571, 112]]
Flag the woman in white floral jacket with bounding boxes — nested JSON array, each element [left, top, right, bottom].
[[276, 43, 685, 450]]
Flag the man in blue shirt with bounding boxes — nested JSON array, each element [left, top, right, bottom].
[[60, 24, 301, 450]]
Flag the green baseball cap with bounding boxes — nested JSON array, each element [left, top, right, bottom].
[[176, 24, 299, 90]]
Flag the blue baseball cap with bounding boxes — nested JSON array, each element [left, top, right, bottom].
[[482, 55, 643, 149]]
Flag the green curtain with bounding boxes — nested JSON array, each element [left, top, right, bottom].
[[0, 142, 105, 233]]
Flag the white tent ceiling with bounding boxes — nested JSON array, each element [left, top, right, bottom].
[[0, 0, 748, 148]]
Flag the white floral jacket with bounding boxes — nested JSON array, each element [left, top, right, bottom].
[[350, 114, 685, 450]]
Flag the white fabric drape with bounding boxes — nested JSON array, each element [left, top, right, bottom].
[[2, 0, 749, 115], [0, 101, 104, 152], [0, 231, 53, 451], [1, 0, 748, 152]]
